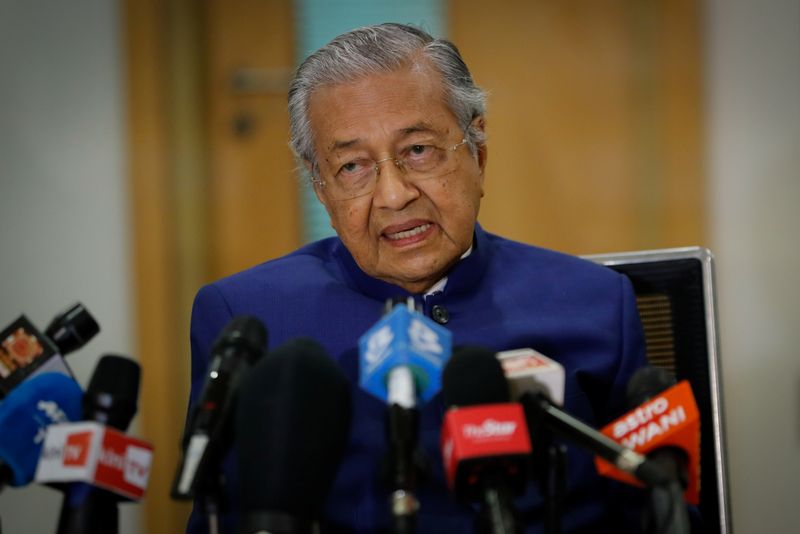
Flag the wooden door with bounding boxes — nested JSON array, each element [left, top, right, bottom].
[[206, 0, 300, 279], [126, 1, 297, 532]]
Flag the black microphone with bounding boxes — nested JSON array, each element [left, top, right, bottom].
[[626, 367, 692, 534], [518, 376, 670, 489], [171, 315, 268, 505], [235, 338, 352, 534], [56, 354, 141, 534], [441, 346, 531, 534], [45, 302, 101, 357]]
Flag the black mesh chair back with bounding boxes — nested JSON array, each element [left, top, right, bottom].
[[583, 246, 731, 534]]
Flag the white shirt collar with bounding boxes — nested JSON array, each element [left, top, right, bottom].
[[423, 245, 473, 297]]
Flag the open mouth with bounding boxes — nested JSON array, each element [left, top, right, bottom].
[[384, 223, 432, 241]]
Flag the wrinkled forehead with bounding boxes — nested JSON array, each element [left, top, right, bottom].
[[306, 63, 458, 152], [307, 55, 445, 111]]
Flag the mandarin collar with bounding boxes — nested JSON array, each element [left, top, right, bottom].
[[333, 223, 492, 301]]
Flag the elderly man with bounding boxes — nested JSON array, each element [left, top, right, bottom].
[[188, 23, 646, 533]]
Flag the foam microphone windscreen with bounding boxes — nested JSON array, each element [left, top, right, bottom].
[[83, 355, 141, 431], [625, 366, 677, 408], [442, 346, 510, 408], [213, 315, 268, 364], [235, 338, 352, 521]]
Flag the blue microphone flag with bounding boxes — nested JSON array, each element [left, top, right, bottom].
[[358, 303, 452, 404], [0, 372, 83, 485]]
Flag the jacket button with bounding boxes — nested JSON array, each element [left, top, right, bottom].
[[431, 305, 450, 325]]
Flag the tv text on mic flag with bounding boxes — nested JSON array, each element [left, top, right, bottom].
[[52, 354, 143, 534], [440, 403, 532, 494], [34, 421, 153, 501], [441, 346, 531, 534], [594, 377, 700, 504]]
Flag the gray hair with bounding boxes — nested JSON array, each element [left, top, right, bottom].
[[288, 23, 487, 178]]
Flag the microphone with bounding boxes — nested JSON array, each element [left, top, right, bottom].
[[0, 303, 99, 398], [495, 348, 568, 532], [44, 302, 101, 357], [0, 372, 83, 492], [500, 350, 670, 489], [358, 297, 452, 532], [172, 316, 268, 503], [594, 367, 700, 500], [235, 337, 352, 534], [34, 420, 154, 501], [595, 367, 699, 534], [52, 354, 143, 534], [441, 346, 532, 534], [496, 348, 565, 407]]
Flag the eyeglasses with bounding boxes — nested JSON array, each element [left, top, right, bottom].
[[312, 138, 468, 200]]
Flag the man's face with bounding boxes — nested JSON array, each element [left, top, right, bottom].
[[307, 61, 487, 293]]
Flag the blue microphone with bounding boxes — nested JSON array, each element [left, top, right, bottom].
[[358, 298, 452, 533], [0, 372, 83, 491], [359, 298, 452, 405]]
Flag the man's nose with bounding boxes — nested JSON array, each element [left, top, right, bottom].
[[372, 158, 420, 209]]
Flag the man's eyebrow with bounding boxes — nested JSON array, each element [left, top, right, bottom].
[[399, 122, 439, 136], [328, 123, 442, 152], [329, 138, 361, 151]]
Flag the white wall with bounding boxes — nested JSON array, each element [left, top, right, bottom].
[[706, 0, 800, 531], [0, 0, 139, 533]]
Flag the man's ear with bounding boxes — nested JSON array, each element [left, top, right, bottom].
[[305, 160, 329, 210], [473, 116, 488, 173]]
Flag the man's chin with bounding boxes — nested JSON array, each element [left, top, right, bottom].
[[374, 260, 453, 293]]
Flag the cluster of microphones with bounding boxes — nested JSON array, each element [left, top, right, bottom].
[[172, 297, 701, 534], [0, 303, 153, 534], [1, 298, 700, 534]]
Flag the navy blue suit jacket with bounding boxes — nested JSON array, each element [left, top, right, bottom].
[[186, 225, 648, 533]]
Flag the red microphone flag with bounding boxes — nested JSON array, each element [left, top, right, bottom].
[[440, 403, 531, 491]]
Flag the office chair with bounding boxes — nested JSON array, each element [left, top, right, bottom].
[[583, 246, 731, 534]]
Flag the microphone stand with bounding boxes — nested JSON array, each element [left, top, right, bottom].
[[196, 470, 227, 534], [520, 392, 670, 488], [642, 449, 691, 534], [543, 444, 567, 534], [385, 404, 421, 534], [55, 484, 120, 534], [475, 470, 520, 534], [522, 391, 692, 534], [526, 404, 566, 534]]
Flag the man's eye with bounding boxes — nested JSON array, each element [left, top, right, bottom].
[[338, 160, 369, 176], [405, 144, 435, 161], [410, 145, 431, 156]]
